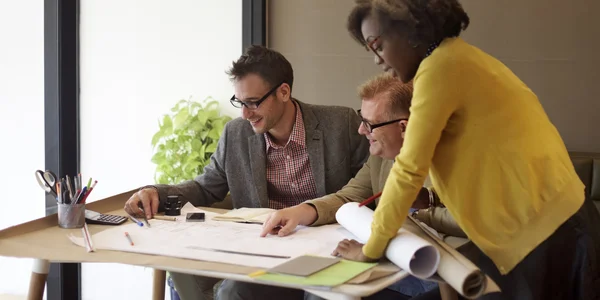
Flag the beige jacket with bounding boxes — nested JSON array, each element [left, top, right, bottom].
[[305, 155, 467, 238]]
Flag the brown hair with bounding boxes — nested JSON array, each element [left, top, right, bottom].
[[358, 73, 413, 116], [347, 0, 470, 47], [226, 45, 294, 92]]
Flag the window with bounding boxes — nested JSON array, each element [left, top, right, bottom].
[[0, 0, 45, 297], [79, 1, 242, 298]]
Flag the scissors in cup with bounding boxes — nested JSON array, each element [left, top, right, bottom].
[[36, 169, 58, 197]]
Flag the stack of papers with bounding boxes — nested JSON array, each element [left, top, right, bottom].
[[212, 207, 276, 224]]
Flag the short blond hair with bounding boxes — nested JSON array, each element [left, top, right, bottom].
[[358, 73, 413, 116]]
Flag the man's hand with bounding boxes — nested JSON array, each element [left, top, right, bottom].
[[260, 204, 318, 237], [331, 239, 379, 262], [412, 187, 431, 209], [124, 188, 159, 219]]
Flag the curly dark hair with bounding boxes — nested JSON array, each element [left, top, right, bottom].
[[226, 45, 294, 92], [347, 0, 470, 47]]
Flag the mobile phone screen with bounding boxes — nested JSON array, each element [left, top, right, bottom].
[[186, 212, 205, 222]]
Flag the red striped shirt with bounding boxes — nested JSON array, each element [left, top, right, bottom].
[[264, 104, 318, 209]]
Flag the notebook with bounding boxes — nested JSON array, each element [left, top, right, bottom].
[[212, 207, 276, 224], [252, 258, 378, 288], [267, 255, 341, 277]]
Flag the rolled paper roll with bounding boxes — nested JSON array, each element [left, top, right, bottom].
[[335, 202, 440, 279]]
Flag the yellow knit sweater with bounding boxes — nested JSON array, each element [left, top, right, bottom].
[[363, 37, 585, 274]]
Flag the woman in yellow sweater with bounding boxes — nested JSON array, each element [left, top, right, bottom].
[[333, 0, 600, 299]]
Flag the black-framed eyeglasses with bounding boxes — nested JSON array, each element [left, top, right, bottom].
[[357, 109, 407, 133], [365, 36, 384, 62], [230, 81, 285, 110]]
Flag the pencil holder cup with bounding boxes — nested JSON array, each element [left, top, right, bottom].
[[57, 203, 86, 229]]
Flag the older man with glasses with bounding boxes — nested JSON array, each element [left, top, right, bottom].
[[124, 45, 370, 300], [261, 74, 466, 300]]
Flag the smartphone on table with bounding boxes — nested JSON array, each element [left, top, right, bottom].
[[186, 212, 205, 222]]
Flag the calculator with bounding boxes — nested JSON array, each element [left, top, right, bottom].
[[85, 210, 128, 225]]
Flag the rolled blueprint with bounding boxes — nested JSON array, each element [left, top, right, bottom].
[[405, 216, 500, 299], [335, 202, 440, 279]]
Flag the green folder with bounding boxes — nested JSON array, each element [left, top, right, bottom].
[[253, 259, 377, 287]]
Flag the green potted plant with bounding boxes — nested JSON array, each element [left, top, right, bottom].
[[151, 97, 233, 299], [151, 97, 233, 184]]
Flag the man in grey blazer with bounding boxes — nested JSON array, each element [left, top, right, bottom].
[[124, 45, 369, 300]]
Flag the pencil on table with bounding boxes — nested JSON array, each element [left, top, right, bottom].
[[124, 232, 134, 246], [248, 270, 267, 278], [153, 215, 176, 221], [358, 191, 383, 207], [82, 223, 95, 252]]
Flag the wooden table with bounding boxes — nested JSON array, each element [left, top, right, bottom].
[[1, 189, 431, 300]]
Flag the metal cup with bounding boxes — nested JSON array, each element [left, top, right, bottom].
[[57, 203, 86, 229]]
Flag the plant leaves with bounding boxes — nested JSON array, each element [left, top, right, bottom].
[[199, 143, 206, 158], [197, 110, 208, 126], [152, 97, 232, 184], [200, 130, 209, 141], [190, 101, 203, 110], [205, 143, 217, 154], [173, 109, 189, 129], [191, 116, 205, 131], [151, 131, 163, 147], [204, 100, 219, 110], [151, 151, 166, 164], [162, 115, 173, 135], [208, 128, 221, 140], [191, 139, 203, 153], [166, 139, 177, 150]]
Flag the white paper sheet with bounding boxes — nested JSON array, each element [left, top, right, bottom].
[[335, 203, 440, 279], [69, 208, 352, 269], [211, 207, 276, 224]]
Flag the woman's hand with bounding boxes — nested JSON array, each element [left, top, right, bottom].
[[331, 239, 379, 262]]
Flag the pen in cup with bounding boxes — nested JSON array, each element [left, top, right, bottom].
[[57, 182, 62, 204], [124, 232, 134, 246], [66, 175, 74, 200]]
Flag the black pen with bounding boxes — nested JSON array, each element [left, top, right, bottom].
[[62, 179, 71, 204]]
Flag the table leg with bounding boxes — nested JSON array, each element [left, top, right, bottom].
[[439, 282, 458, 300], [28, 259, 50, 300], [152, 269, 167, 300]]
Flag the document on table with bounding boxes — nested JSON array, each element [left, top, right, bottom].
[[68, 207, 353, 269], [211, 207, 276, 224]]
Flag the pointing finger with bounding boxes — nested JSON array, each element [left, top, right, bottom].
[[260, 214, 279, 237]]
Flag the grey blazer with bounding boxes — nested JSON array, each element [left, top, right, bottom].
[[154, 100, 370, 209]]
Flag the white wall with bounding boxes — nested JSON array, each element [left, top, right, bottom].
[[0, 0, 46, 297], [79, 0, 242, 299], [268, 0, 600, 152]]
